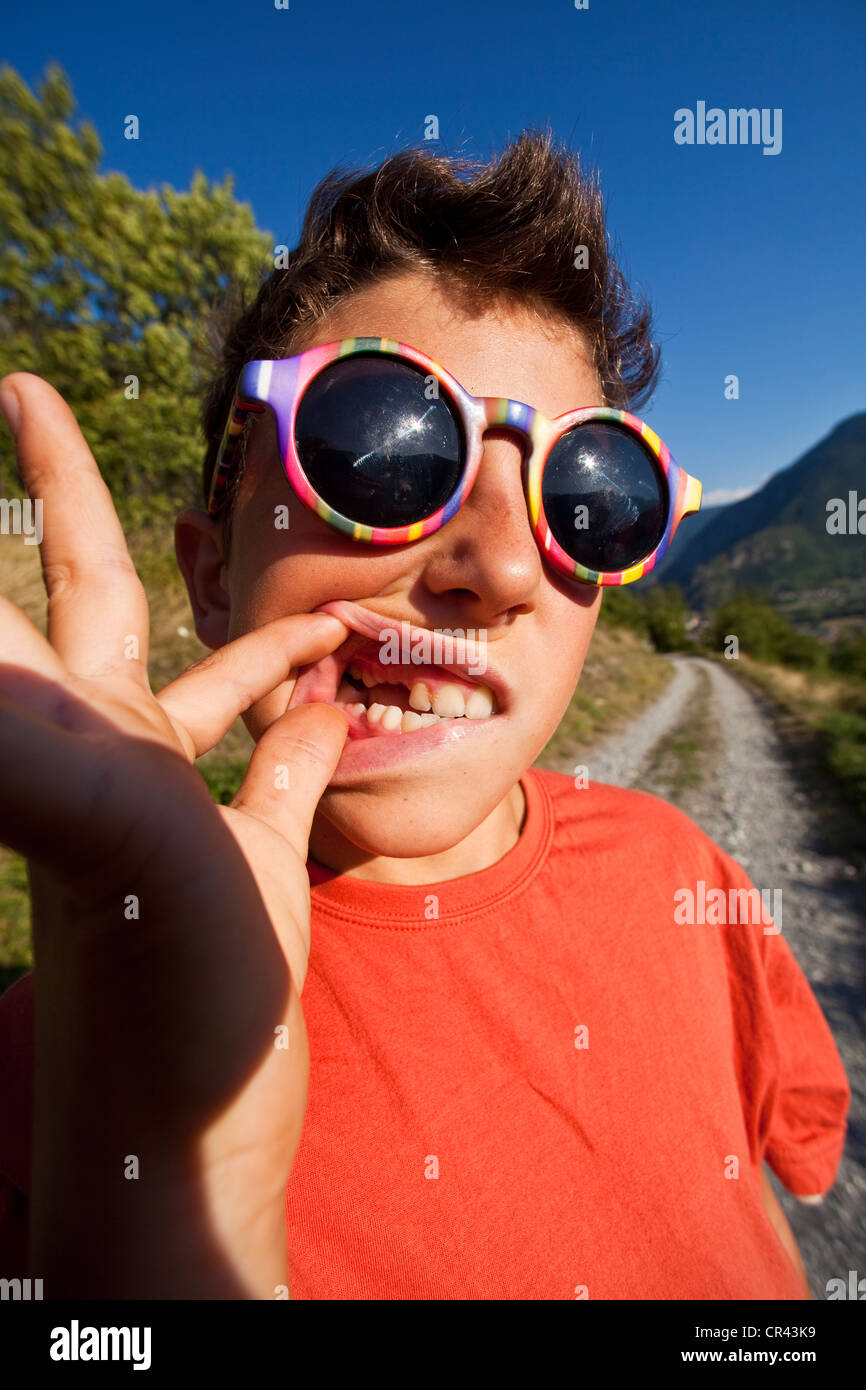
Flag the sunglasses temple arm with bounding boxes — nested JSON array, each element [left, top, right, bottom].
[[207, 386, 268, 515], [682, 473, 703, 516]]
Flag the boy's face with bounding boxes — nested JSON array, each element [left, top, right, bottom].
[[184, 271, 604, 860]]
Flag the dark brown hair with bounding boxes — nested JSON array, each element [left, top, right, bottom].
[[201, 127, 660, 532]]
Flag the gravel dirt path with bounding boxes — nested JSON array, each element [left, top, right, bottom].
[[554, 653, 865, 1300]]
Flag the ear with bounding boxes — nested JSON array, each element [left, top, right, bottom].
[[174, 508, 231, 650]]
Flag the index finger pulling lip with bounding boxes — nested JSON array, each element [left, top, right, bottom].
[[281, 611, 351, 659], [214, 612, 352, 688], [156, 612, 351, 760]]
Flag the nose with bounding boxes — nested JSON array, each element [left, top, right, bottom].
[[415, 425, 544, 621]]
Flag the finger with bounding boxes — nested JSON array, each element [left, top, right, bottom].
[[230, 702, 348, 858], [0, 373, 150, 681], [0, 690, 115, 876], [156, 612, 349, 760], [0, 593, 67, 682]]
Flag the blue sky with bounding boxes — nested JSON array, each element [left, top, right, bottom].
[[4, 0, 865, 505]]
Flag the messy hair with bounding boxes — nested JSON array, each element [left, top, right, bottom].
[[200, 127, 660, 535]]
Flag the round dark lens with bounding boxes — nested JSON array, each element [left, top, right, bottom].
[[541, 422, 667, 572], [294, 356, 464, 527]]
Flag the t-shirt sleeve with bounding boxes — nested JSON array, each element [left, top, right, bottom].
[[760, 927, 850, 1197], [707, 835, 851, 1200]]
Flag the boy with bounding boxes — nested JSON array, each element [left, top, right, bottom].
[[0, 132, 849, 1299]]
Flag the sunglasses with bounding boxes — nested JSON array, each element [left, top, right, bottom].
[[207, 337, 702, 586]]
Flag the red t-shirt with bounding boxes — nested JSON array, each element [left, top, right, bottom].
[[0, 771, 850, 1298]]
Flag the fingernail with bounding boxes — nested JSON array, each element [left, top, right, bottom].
[[0, 386, 20, 437]]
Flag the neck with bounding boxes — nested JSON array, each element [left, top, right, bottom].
[[308, 781, 527, 885]]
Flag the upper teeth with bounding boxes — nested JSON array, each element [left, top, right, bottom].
[[431, 685, 465, 718], [409, 682, 431, 711], [464, 688, 495, 718]]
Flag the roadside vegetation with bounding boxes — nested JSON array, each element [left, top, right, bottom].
[[592, 582, 866, 823], [703, 593, 866, 822]]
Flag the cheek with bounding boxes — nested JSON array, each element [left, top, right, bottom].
[[224, 496, 354, 637], [536, 592, 601, 707], [225, 475, 427, 637], [226, 552, 324, 639]]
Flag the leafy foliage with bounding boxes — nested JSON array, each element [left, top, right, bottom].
[[829, 633, 866, 682], [600, 583, 693, 653], [597, 586, 650, 636], [643, 584, 689, 653], [705, 591, 828, 671], [0, 63, 273, 526], [818, 712, 866, 818]]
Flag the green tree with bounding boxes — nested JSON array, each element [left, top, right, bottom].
[[0, 63, 272, 525], [830, 633, 866, 682], [598, 586, 649, 637], [706, 591, 827, 670], [774, 627, 827, 673], [644, 584, 689, 652], [706, 592, 786, 662]]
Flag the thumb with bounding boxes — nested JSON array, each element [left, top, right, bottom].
[[230, 702, 348, 855]]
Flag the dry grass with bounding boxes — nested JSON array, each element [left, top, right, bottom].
[[0, 530, 254, 760], [735, 657, 851, 711], [536, 626, 674, 770], [0, 536, 45, 626]]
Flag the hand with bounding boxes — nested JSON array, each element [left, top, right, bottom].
[[0, 372, 349, 1297]]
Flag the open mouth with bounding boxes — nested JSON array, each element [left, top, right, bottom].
[[335, 652, 498, 734], [289, 599, 507, 741]]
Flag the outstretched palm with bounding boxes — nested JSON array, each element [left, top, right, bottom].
[[0, 372, 349, 1296]]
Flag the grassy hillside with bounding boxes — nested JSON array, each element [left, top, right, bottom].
[[645, 503, 724, 585]]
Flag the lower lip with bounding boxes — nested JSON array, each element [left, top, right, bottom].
[[324, 705, 502, 783]]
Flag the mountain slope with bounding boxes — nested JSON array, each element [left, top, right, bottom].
[[649, 503, 724, 584], [660, 412, 866, 611]]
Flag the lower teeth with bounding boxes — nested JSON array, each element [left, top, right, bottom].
[[342, 701, 457, 733]]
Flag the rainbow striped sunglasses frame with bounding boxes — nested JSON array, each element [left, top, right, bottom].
[[207, 336, 702, 586]]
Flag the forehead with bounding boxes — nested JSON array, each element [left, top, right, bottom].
[[296, 269, 604, 416]]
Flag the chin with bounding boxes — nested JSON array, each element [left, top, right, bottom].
[[316, 758, 525, 861]]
